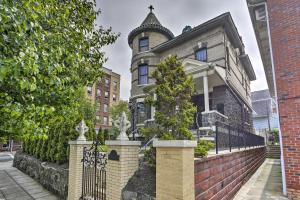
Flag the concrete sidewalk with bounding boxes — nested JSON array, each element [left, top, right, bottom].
[[234, 158, 288, 200], [0, 152, 58, 200]]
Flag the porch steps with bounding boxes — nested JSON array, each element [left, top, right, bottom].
[[267, 145, 281, 159]]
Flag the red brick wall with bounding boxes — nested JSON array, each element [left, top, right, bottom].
[[267, 0, 300, 198], [194, 147, 266, 200]]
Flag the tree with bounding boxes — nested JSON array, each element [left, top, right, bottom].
[[0, 0, 118, 139], [109, 100, 130, 124], [143, 55, 196, 140]]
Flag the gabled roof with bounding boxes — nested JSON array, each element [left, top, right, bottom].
[[128, 12, 174, 45], [152, 12, 244, 52], [251, 89, 270, 101], [151, 12, 256, 81], [251, 89, 271, 117]]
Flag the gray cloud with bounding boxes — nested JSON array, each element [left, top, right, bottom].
[[96, 0, 268, 100]]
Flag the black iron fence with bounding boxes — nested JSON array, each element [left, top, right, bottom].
[[215, 121, 265, 154], [81, 143, 107, 200]]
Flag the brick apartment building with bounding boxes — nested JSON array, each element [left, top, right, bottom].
[[86, 67, 120, 129], [247, 0, 300, 198]]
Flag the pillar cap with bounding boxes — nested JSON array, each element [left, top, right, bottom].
[[68, 140, 93, 145], [105, 140, 141, 146], [153, 140, 197, 148]]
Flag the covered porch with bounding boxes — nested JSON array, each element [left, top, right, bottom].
[[182, 58, 229, 133]]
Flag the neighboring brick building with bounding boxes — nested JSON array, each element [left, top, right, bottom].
[[86, 67, 120, 129], [247, 0, 300, 198], [128, 9, 256, 136]]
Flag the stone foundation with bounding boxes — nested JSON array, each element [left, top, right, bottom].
[[122, 159, 156, 200], [13, 152, 68, 199]]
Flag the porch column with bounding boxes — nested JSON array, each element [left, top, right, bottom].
[[203, 73, 209, 112], [151, 93, 157, 119]]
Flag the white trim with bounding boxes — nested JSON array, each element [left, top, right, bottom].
[[251, 97, 272, 102], [137, 83, 151, 87], [105, 140, 141, 146], [201, 110, 229, 119], [68, 141, 93, 145], [199, 126, 216, 132], [153, 140, 197, 148], [129, 94, 147, 100]]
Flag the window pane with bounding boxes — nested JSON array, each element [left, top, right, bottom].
[[138, 65, 148, 85], [137, 102, 151, 124], [139, 38, 149, 51], [139, 65, 148, 75], [139, 75, 148, 85], [196, 49, 207, 61]]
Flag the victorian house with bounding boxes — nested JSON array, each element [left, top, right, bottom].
[[128, 9, 256, 137]]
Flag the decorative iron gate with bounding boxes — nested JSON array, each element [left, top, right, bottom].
[[81, 142, 107, 200]]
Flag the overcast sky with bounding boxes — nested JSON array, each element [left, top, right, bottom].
[[96, 0, 268, 100]]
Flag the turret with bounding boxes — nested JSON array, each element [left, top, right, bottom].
[[128, 6, 174, 56]]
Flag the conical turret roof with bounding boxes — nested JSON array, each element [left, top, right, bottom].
[[128, 11, 174, 45]]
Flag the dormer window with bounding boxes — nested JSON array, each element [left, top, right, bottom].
[[139, 37, 149, 52], [195, 48, 207, 62]]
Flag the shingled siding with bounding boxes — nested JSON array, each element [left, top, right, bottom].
[[194, 147, 266, 200]]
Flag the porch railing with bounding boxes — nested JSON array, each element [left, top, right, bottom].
[[215, 121, 265, 154]]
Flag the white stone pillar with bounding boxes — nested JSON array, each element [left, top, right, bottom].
[[203, 74, 209, 112]]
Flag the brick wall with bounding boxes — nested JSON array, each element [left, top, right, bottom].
[[267, 0, 300, 198], [194, 147, 266, 200]]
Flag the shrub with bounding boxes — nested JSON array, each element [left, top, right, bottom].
[[144, 146, 156, 171], [194, 140, 215, 157]]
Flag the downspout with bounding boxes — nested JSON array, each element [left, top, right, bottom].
[[265, 2, 287, 195]]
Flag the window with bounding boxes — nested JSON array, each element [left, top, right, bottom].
[[195, 48, 207, 62], [105, 78, 109, 87], [104, 104, 108, 112], [113, 81, 117, 91], [113, 94, 117, 101], [103, 117, 108, 125], [216, 103, 224, 115], [96, 115, 100, 122], [105, 91, 109, 98], [139, 37, 149, 52], [255, 6, 266, 21], [87, 86, 92, 96], [96, 102, 101, 112], [96, 89, 101, 97], [137, 102, 151, 124], [138, 64, 148, 85]]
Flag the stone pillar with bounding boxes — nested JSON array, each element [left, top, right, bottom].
[[67, 140, 92, 200], [203, 73, 209, 112], [153, 140, 197, 200], [105, 140, 141, 200]]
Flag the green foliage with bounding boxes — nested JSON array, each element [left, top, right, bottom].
[[144, 146, 156, 171], [109, 100, 130, 125], [0, 0, 118, 163], [99, 145, 108, 152], [143, 55, 196, 140], [268, 128, 279, 144], [194, 140, 215, 157]]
